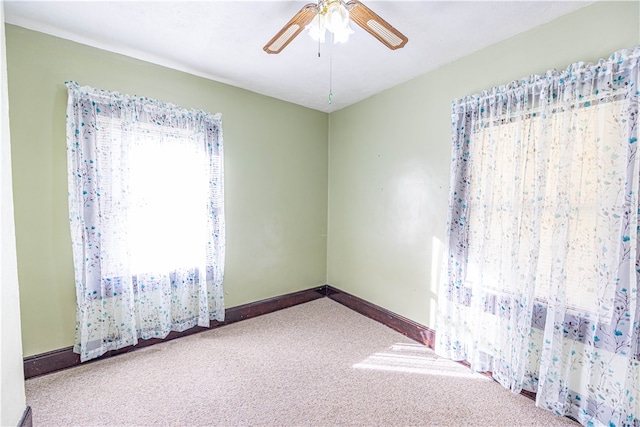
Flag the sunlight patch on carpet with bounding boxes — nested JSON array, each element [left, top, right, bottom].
[[353, 342, 490, 380]]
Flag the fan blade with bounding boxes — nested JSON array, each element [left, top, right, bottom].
[[263, 3, 318, 54], [345, 0, 408, 50]]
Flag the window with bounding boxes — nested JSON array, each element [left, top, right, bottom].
[[466, 97, 624, 318], [96, 118, 220, 276], [66, 82, 225, 362]]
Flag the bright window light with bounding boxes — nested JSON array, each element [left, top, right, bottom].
[[128, 126, 209, 273], [353, 343, 491, 380], [96, 118, 211, 275]]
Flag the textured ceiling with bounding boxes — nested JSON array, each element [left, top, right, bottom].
[[4, 1, 592, 113]]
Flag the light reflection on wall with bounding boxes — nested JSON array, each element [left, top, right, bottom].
[[388, 162, 430, 246]]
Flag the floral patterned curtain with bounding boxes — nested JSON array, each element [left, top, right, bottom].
[[437, 47, 640, 426], [66, 82, 225, 362]]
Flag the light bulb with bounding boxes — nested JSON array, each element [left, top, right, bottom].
[[332, 24, 353, 44], [325, 2, 348, 32], [307, 0, 352, 44], [305, 14, 326, 43]]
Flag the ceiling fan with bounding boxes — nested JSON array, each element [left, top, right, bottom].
[[263, 0, 408, 54]]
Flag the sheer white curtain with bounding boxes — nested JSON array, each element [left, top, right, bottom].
[[66, 82, 225, 362], [437, 47, 640, 426]]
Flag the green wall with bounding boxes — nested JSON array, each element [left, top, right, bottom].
[[6, 25, 329, 357], [326, 1, 640, 329]]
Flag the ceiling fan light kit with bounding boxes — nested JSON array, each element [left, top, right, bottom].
[[263, 0, 408, 54], [306, 0, 354, 44]]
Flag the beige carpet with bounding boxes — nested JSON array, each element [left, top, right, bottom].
[[26, 298, 577, 426]]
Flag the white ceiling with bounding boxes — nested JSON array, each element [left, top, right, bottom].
[[4, 0, 592, 113]]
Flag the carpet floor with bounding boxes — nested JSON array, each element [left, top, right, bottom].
[[26, 298, 577, 426]]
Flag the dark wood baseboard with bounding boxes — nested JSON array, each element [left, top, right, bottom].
[[326, 285, 436, 348], [224, 285, 326, 323], [23, 346, 79, 379], [18, 406, 32, 427], [24, 286, 326, 379]]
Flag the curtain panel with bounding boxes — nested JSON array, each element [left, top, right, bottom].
[[437, 47, 640, 426], [65, 82, 225, 362]]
